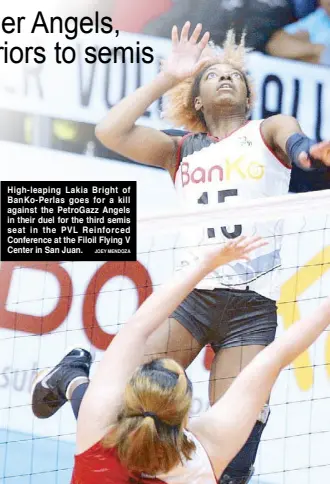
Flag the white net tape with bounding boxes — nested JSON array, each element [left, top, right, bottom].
[[139, 189, 330, 230]]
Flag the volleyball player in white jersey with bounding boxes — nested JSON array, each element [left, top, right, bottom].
[[35, 24, 330, 483]]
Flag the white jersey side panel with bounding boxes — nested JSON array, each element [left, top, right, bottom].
[[174, 120, 291, 300], [153, 431, 217, 484]]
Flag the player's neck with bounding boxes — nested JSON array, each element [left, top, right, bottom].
[[205, 112, 247, 139]]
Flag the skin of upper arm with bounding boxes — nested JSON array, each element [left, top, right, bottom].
[[290, 30, 311, 41], [261, 114, 303, 165], [265, 29, 312, 56], [75, 326, 149, 454], [96, 123, 181, 176], [265, 29, 290, 54], [188, 352, 280, 478]]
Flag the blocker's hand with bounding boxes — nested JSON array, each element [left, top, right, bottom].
[[203, 236, 268, 271], [299, 140, 330, 169], [161, 22, 211, 82]]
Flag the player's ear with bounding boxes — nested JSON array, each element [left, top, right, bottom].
[[194, 96, 203, 112]]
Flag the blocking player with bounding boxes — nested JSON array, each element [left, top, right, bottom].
[[31, 237, 330, 484]]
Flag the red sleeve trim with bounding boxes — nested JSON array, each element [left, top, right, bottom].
[[174, 133, 194, 179], [259, 122, 291, 170]]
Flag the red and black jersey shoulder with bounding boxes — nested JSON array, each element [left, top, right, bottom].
[[177, 133, 217, 164]]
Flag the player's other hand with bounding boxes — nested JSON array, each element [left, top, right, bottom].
[[299, 140, 330, 168], [203, 236, 268, 271], [161, 22, 211, 82]]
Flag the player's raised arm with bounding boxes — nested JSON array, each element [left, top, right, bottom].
[[76, 236, 266, 453], [190, 292, 330, 478], [95, 22, 210, 177]]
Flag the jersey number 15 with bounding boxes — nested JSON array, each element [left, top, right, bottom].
[[197, 189, 242, 239]]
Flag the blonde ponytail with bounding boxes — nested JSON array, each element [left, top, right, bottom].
[[103, 358, 195, 475]]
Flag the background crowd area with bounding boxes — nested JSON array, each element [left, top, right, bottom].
[[1, 0, 329, 192]]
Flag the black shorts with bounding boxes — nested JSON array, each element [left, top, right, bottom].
[[171, 288, 277, 353]]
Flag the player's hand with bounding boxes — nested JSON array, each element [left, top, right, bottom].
[[161, 22, 211, 82], [203, 236, 268, 271], [298, 140, 330, 168]]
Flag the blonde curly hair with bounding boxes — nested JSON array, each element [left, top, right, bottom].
[[162, 30, 256, 133]]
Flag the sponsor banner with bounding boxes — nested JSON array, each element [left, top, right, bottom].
[[1, 143, 330, 482], [0, 32, 330, 140]]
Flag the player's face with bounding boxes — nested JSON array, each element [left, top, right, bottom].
[[195, 63, 249, 113], [320, 0, 330, 16]]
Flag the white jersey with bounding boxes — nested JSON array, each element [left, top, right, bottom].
[[174, 120, 291, 300], [150, 431, 217, 484]]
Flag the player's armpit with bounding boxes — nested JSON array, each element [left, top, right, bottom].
[[261, 114, 303, 165]]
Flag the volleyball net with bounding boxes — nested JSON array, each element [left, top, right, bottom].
[[1, 189, 330, 483]]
